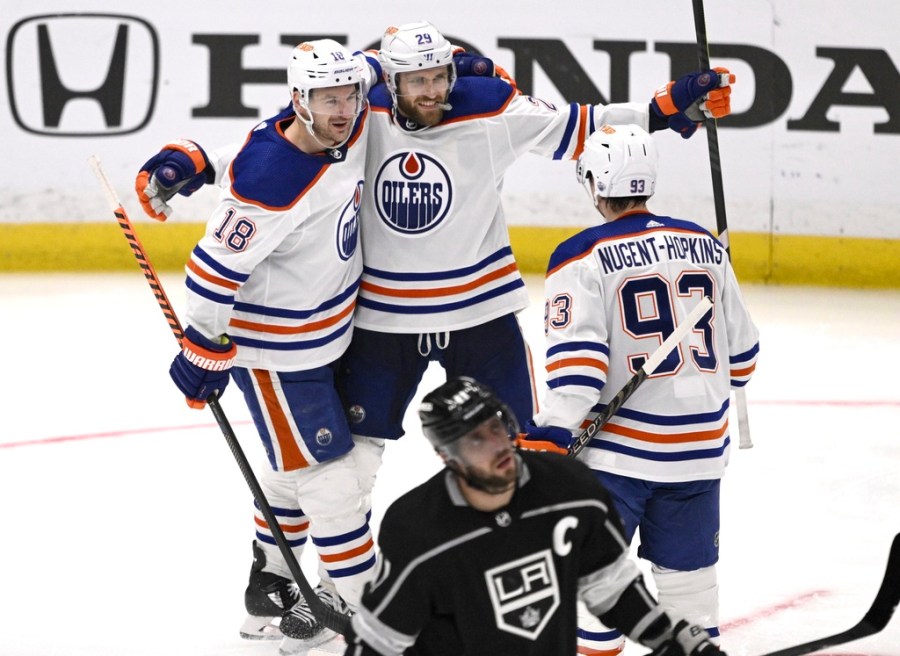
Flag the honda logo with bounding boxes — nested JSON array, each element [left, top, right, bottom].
[[6, 13, 159, 136]]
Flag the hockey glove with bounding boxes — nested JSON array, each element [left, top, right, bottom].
[[651, 68, 735, 139], [452, 50, 518, 91], [135, 140, 214, 221], [514, 420, 573, 455], [649, 620, 724, 656], [170, 325, 237, 410]]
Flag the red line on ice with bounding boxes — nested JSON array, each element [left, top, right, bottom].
[[721, 589, 829, 631], [0, 421, 251, 449]]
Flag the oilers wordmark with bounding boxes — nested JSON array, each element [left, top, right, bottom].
[[374, 151, 453, 234]]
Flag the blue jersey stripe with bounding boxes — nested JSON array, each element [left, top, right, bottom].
[[548, 374, 605, 391], [588, 437, 731, 461], [552, 103, 579, 160], [233, 320, 352, 351], [311, 522, 371, 547], [730, 343, 760, 363], [547, 341, 610, 358], [185, 276, 235, 306], [327, 554, 377, 579], [192, 245, 250, 282], [363, 246, 513, 282], [234, 278, 360, 319], [591, 399, 730, 426], [357, 279, 526, 315]]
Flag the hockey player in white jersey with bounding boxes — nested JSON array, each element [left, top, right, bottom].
[[135, 21, 737, 647], [518, 124, 760, 653], [345, 376, 726, 656], [146, 39, 376, 654], [341, 21, 736, 453]]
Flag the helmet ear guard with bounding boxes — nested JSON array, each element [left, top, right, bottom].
[[418, 377, 520, 452], [577, 124, 658, 201]]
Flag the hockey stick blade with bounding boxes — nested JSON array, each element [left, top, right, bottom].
[[568, 296, 713, 457], [760, 532, 900, 656], [88, 156, 350, 636]]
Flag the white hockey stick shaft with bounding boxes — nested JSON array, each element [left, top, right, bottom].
[[569, 296, 714, 457]]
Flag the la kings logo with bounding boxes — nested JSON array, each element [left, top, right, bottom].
[[485, 549, 560, 640]]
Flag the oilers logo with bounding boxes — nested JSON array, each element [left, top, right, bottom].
[[374, 151, 453, 234], [336, 180, 363, 261]]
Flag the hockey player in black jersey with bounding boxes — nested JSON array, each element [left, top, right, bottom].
[[344, 377, 724, 656]]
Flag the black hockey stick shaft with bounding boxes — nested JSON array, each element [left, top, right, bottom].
[[759, 532, 900, 656], [89, 157, 350, 636], [691, 0, 752, 449], [569, 296, 713, 457]]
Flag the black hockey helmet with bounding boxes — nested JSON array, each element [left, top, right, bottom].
[[418, 377, 520, 450]]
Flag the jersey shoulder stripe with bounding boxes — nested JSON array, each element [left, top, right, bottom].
[[228, 105, 367, 211]]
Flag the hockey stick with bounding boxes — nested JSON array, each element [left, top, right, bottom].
[[759, 532, 900, 656], [88, 156, 351, 637], [569, 296, 713, 458], [690, 0, 753, 449]]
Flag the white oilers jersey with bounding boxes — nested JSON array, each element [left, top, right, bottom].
[[356, 77, 651, 333], [184, 105, 367, 371], [534, 213, 760, 482]]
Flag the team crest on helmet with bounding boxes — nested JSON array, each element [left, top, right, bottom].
[[374, 150, 453, 234], [485, 549, 560, 640], [336, 180, 363, 261]]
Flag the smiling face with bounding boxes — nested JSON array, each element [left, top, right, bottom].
[[394, 66, 452, 126]]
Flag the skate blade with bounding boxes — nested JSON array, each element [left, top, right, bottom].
[[239, 614, 283, 640], [308, 633, 347, 655], [278, 628, 338, 655]]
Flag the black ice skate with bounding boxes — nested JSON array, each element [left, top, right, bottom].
[[239, 540, 301, 640], [278, 584, 350, 655]]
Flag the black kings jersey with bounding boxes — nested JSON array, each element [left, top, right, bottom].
[[349, 452, 641, 655]]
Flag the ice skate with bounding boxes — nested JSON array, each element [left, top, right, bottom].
[[278, 584, 350, 656], [239, 540, 300, 640]]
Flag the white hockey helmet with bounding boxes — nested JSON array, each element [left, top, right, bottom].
[[287, 38, 364, 111], [576, 124, 658, 200], [378, 21, 456, 99]]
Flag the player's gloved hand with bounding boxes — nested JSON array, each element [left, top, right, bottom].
[[135, 140, 214, 221], [170, 325, 237, 410], [452, 49, 518, 91], [651, 67, 735, 139], [453, 51, 496, 77], [649, 620, 724, 656], [514, 420, 573, 455]]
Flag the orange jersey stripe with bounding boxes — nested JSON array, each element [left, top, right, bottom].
[[361, 262, 519, 299], [547, 357, 608, 374], [571, 105, 589, 160], [731, 363, 757, 377], [254, 516, 310, 534], [229, 301, 355, 335], [319, 538, 375, 563], [186, 258, 241, 291], [603, 420, 729, 444], [253, 369, 309, 469]]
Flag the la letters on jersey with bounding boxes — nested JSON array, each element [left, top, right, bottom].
[[597, 233, 725, 275]]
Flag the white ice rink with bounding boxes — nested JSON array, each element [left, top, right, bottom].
[[1, 273, 898, 656]]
